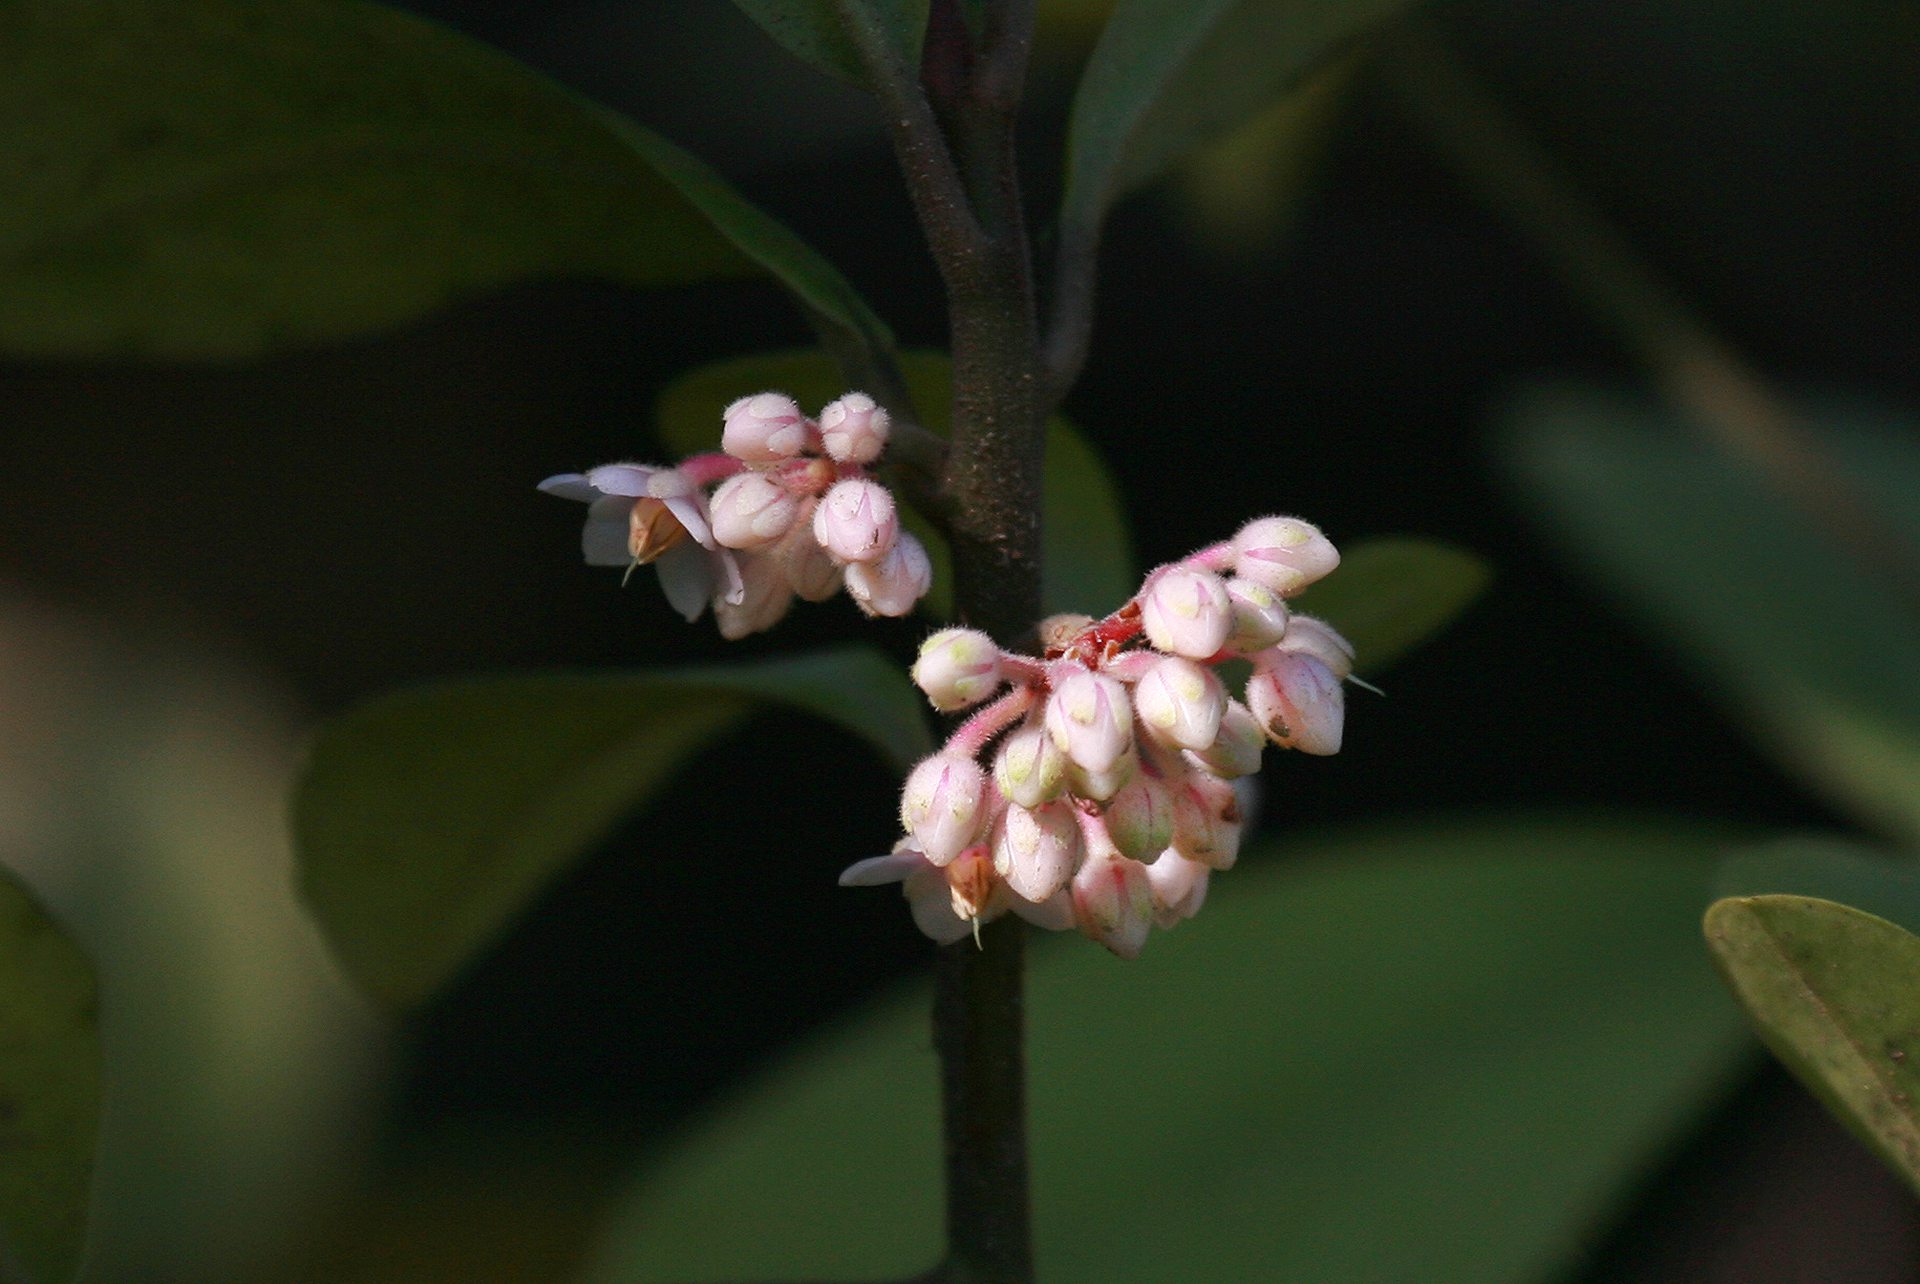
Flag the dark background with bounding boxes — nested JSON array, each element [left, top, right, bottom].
[[3, 0, 1916, 1277]]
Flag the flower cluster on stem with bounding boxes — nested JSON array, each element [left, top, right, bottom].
[[538, 391, 931, 637], [843, 515, 1354, 958]]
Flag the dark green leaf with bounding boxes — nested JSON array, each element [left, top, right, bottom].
[[591, 816, 1751, 1282], [0, 871, 100, 1284], [657, 349, 1135, 619], [1717, 837, 1920, 938], [1061, 0, 1419, 232], [0, 0, 886, 362], [732, 0, 929, 88], [1706, 895, 1920, 1194], [1506, 390, 1920, 848], [295, 647, 929, 1010], [1293, 535, 1489, 673]]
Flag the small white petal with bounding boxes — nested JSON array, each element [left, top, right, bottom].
[[662, 493, 716, 550], [838, 851, 925, 886], [581, 496, 636, 566], [653, 541, 715, 621], [1009, 889, 1075, 932], [538, 473, 599, 502], [584, 463, 656, 497]]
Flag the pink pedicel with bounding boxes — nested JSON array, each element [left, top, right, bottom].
[[847, 512, 1357, 957]]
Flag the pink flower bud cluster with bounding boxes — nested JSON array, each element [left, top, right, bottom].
[[842, 516, 1354, 958], [538, 391, 930, 637]]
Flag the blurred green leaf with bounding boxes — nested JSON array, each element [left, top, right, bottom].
[[1717, 837, 1920, 937], [591, 816, 1752, 1283], [1507, 391, 1920, 849], [295, 647, 929, 1010], [1061, 0, 1418, 233], [1293, 535, 1489, 673], [1706, 895, 1920, 1194], [657, 349, 1135, 619], [731, 0, 928, 88], [0, 871, 99, 1284], [0, 0, 887, 362]]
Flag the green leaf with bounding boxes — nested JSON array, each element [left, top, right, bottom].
[[1293, 535, 1489, 673], [590, 816, 1752, 1283], [0, 870, 100, 1284], [1507, 391, 1920, 849], [0, 0, 888, 362], [657, 349, 1136, 619], [294, 647, 929, 1010], [1717, 837, 1920, 938], [1061, 0, 1419, 233], [731, 0, 929, 88], [1706, 895, 1920, 1194]]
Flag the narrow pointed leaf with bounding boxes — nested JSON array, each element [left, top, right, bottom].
[[657, 349, 1134, 619], [0, 0, 888, 364], [731, 0, 929, 87], [1292, 535, 1489, 673], [0, 871, 100, 1284], [592, 816, 1752, 1283], [1705, 895, 1920, 1193], [295, 647, 930, 1010]]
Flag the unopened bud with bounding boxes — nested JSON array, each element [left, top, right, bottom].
[[721, 392, 808, 462], [1246, 650, 1345, 755], [775, 500, 841, 600], [708, 472, 800, 550], [845, 531, 931, 617], [1064, 748, 1137, 802], [1071, 853, 1154, 960], [913, 628, 1004, 711], [1275, 613, 1355, 679], [1185, 699, 1265, 778], [1232, 516, 1340, 597], [711, 552, 794, 640], [1132, 656, 1226, 751], [813, 479, 900, 564], [1169, 772, 1244, 870], [992, 801, 1082, 903], [818, 392, 891, 464], [1146, 850, 1210, 927], [1045, 669, 1134, 773], [900, 753, 991, 866], [992, 722, 1068, 808], [1103, 773, 1175, 862], [1223, 576, 1290, 653], [1140, 567, 1233, 659]]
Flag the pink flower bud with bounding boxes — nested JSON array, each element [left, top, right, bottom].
[[722, 392, 808, 462], [1045, 670, 1134, 773], [813, 479, 900, 564], [708, 472, 800, 551], [818, 392, 891, 464], [774, 500, 842, 601], [1245, 650, 1345, 755], [1276, 613, 1355, 679], [946, 845, 998, 922], [1223, 576, 1290, 653], [900, 753, 991, 866], [992, 722, 1068, 808], [1169, 772, 1244, 870], [1140, 567, 1233, 658], [992, 801, 1082, 902], [1071, 853, 1154, 959], [912, 628, 1004, 711], [711, 552, 794, 640], [1146, 850, 1210, 927], [1064, 748, 1136, 803], [1132, 656, 1226, 751], [1103, 773, 1175, 862], [845, 531, 931, 617], [1232, 516, 1340, 597], [1185, 699, 1265, 778]]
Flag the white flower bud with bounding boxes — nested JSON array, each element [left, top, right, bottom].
[[774, 500, 841, 601], [708, 472, 800, 551], [1103, 773, 1175, 862], [1245, 650, 1345, 756], [1140, 567, 1233, 659], [721, 392, 808, 462], [912, 628, 1004, 711], [1275, 613, 1355, 680], [1146, 850, 1210, 927], [993, 722, 1068, 808], [1232, 515, 1340, 597], [1169, 772, 1244, 870], [813, 479, 900, 564], [1222, 576, 1290, 653], [992, 801, 1082, 903], [899, 753, 991, 866], [1132, 656, 1226, 751], [818, 392, 891, 464], [711, 552, 794, 640], [1184, 699, 1265, 778], [1071, 852, 1155, 960], [1044, 669, 1134, 773], [845, 531, 931, 617], [1064, 749, 1136, 803]]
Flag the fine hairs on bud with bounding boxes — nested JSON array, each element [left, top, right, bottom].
[[993, 722, 1068, 808], [900, 754, 990, 866], [818, 392, 891, 464], [1232, 516, 1340, 597], [845, 532, 931, 617], [1276, 613, 1356, 679], [1246, 650, 1345, 755], [1140, 567, 1233, 659], [721, 392, 808, 462], [708, 472, 799, 551], [1222, 576, 1290, 653], [1045, 669, 1135, 773], [814, 478, 900, 564], [914, 628, 1004, 712], [992, 801, 1082, 903], [1133, 656, 1226, 751], [1071, 852, 1154, 960]]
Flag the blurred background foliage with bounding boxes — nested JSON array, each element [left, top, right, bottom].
[[1, 0, 1917, 1279]]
